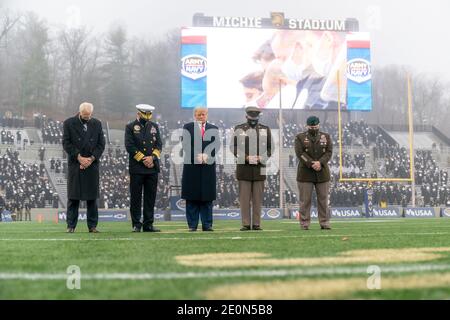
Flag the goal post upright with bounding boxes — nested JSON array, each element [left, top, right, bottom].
[[337, 71, 415, 213]]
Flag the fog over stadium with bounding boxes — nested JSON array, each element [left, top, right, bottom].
[[4, 0, 450, 79]]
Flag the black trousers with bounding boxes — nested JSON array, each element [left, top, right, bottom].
[[67, 199, 98, 229], [130, 173, 158, 229]]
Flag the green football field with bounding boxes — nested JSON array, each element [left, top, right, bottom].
[[1, 218, 450, 300]]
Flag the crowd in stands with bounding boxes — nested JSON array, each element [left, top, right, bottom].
[[1, 114, 450, 210], [0, 113, 25, 128], [41, 120, 63, 144], [0, 148, 57, 213]]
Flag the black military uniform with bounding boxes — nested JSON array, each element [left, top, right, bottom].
[[231, 106, 273, 231], [294, 116, 332, 230], [125, 104, 162, 232]]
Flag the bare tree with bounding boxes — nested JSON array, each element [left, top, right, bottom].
[[59, 26, 92, 110], [0, 8, 21, 47]]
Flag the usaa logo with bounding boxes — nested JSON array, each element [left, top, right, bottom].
[[346, 58, 371, 83], [227, 211, 240, 218], [176, 199, 186, 211], [113, 213, 127, 219], [181, 54, 207, 80], [442, 208, 450, 217], [266, 209, 281, 219]]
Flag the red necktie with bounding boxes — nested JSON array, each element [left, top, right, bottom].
[[201, 124, 205, 138]]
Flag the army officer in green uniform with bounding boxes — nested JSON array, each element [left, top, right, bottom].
[[294, 116, 332, 230]]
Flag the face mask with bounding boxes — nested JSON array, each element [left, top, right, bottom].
[[308, 128, 319, 136], [138, 111, 152, 121], [79, 116, 89, 124], [312, 56, 332, 77], [281, 47, 304, 82], [139, 117, 147, 126], [247, 119, 259, 128]]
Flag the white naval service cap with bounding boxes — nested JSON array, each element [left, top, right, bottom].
[[136, 104, 155, 113], [244, 105, 262, 119]]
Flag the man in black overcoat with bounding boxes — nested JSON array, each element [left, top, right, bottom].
[[181, 107, 220, 232], [63, 102, 105, 233]]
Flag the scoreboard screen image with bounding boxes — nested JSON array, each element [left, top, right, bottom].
[[181, 27, 371, 111]]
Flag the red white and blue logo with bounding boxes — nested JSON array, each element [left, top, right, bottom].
[[346, 58, 371, 83], [181, 54, 207, 80]]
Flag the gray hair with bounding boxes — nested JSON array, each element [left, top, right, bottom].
[[79, 102, 94, 113]]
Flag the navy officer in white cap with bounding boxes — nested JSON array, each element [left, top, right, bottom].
[[125, 104, 162, 232]]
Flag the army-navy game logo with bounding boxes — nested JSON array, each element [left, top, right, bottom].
[[441, 208, 450, 217], [181, 54, 207, 80], [226, 211, 240, 218], [176, 198, 186, 211], [346, 58, 371, 83], [265, 208, 281, 219]]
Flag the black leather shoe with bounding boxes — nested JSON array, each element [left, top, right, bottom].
[[202, 227, 214, 232], [188, 228, 197, 232], [143, 226, 161, 232], [66, 228, 75, 233], [132, 226, 141, 232], [240, 226, 251, 231], [89, 228, 99, 233], [321, 225, 332, 230], [301, 225, 309, 230], [252, 225, 263, 231]]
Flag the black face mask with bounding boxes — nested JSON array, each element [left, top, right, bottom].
[[79, 117, 89, 124], [139, 117, 147, 126], [308, 128, 319, 136], [247, 119, 259, 128]]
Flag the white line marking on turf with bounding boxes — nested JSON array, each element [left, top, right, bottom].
[[0, 232, 449, 241], [1, 264, 450, 281], [282, 220, 405, 223]]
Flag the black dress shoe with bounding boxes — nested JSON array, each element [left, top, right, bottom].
[[252, 225, 263, 231], [132, 226, 141, 232], [188, 228, 197, 232], [143, 226, 161, 232], [66, 228, 75, 233], [89, 228, 99, 233], [321, 225, 332, 230], [301, 225, 309, 230], [240, 226, 251, 231], [202, 227, 214, 232]]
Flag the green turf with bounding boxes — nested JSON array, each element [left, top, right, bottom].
[[0, 218, 450, 299]]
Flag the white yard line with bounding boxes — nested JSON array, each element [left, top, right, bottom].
[[0, 232, 449, 242], [282, 220, 405, 223], [0, 264, 450, 281]]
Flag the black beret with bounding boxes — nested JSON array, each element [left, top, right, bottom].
[[306, 116, 320, 126]]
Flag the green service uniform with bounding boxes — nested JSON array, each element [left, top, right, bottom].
[[294, 130, 332, 228]]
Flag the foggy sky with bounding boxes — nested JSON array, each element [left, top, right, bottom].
[[3, 0, 450, 81]]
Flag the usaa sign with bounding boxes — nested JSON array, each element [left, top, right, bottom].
[[440, 208, 450, 218], [0, 210, 13, 222], [371, 207, 401, 218], [290, 208, 361, 219], [58, 210, 128, 222], [404, 208, 435, 218]]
